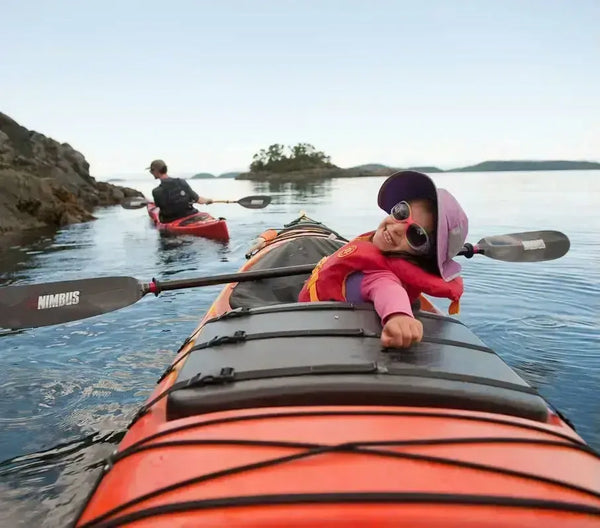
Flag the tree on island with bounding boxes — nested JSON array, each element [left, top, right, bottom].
[[250, 143, 337, 173]]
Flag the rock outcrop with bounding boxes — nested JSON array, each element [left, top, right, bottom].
[[0, 112, 142, 233]]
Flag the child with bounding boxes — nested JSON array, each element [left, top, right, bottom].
[[298, 170, 469, 349]]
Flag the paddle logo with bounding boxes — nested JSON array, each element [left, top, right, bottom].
[[37, 291, 80, 310], [521, 239, 546, 250], [337, 245, 357, 258]]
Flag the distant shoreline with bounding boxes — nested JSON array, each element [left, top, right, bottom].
[[234, 160, 600, 181]]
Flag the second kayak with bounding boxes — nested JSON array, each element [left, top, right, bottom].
[[146, 202, 230, 241]]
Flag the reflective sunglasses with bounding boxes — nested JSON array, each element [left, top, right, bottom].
[[390, 201, 432, 253]]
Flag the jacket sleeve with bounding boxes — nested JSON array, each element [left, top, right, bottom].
[[360, 269, 414, 323], [181, 179, 199, 202], [151, 187, 162, 208]]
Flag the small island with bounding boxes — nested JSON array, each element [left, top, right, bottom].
[[236, 143, 408, 181]]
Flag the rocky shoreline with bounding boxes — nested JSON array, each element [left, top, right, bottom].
[[0, 113, 142, 233]]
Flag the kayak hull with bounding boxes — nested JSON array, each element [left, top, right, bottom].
[[75, 215, 600, 528], [146, 202, 230, 241]]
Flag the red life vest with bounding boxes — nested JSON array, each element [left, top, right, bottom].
[[298, 232, 463, 314]]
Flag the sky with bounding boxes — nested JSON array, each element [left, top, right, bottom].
[[2, 0, 599, 177]]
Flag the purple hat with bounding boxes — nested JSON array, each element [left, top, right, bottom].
[[377, 170, 469, 281]]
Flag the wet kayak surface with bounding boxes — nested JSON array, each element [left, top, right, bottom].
[[0, 172, 598, 526]]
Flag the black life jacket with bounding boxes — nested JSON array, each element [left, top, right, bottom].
[[152, 178, 196, 222]]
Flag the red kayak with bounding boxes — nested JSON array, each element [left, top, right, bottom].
[[146, 202, 229, 242], [70, 214, 598, 528]]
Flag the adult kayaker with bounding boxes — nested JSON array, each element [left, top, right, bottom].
[[298, 170, 469, 349], [147, 159, 214, 223]]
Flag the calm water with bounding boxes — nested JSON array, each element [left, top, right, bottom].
[[1, 171, 599, 526]]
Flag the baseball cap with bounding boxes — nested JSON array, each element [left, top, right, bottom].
[[146, 159, 167, 171]]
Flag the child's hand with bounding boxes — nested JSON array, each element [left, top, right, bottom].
[[381, 314, 423, 348]]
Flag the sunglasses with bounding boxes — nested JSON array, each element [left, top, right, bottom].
[[390, 201, 432, 253]]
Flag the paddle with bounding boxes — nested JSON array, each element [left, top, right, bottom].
[[464, 230, 570, 262], [0, 230, 569, 330], [121, 195, 271, 210]]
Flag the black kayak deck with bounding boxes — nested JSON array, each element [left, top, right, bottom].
[[167, 302, 549, 423]]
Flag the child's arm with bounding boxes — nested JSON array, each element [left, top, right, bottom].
[[361, 270, 424, 348], [360, 270, 413, 320]]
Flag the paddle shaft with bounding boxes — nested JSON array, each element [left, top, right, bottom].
[[148, 246, 480, 294], [122, 194, 271, 210], [148, 263, 318, 293]]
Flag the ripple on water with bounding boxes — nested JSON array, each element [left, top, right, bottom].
[[0, 431, 123, 528]]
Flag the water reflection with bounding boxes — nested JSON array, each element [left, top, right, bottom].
[[0, 227, 58, 285], [155, 235, 231, 274], [251, 178, 333, 202]]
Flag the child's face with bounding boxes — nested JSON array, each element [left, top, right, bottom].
[[372, 199, 435, 254]]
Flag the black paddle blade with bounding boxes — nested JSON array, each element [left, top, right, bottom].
[[0, 277, 145, 330], [121, 197, 150, 209], [237, 195, 272, 209], [476, 230, 570, 262]]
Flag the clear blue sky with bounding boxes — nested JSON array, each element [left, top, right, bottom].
[[2, 0, 598, 176]]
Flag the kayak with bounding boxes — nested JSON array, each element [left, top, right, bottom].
[[74, 214, 600, 527], [146, 202, 230, 241]]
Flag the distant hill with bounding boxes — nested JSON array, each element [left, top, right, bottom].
[[448, 160, 600, 172], [218, 172, 241, 178], [349, 163, 391, 171], [349, 164, 443, 173], [407, 166, 443, 173], [191, 172, 216, 179]]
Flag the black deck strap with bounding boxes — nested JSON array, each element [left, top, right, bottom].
[[227, 362, 379, 382], [203, 307, 251, 324], [187, 329, 379, 355], [413, 336, 495, 354], [156, 331, 248, 383], [202, 302, 366, 325], [173, 363, 533, 395], [131, 367, 237, 428], [384, 367, 537, 395], [202, 303, 468, 326], [416, 311, 466, 325]]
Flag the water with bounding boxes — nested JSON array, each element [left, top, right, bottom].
[[0, 171, 599, 526]]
